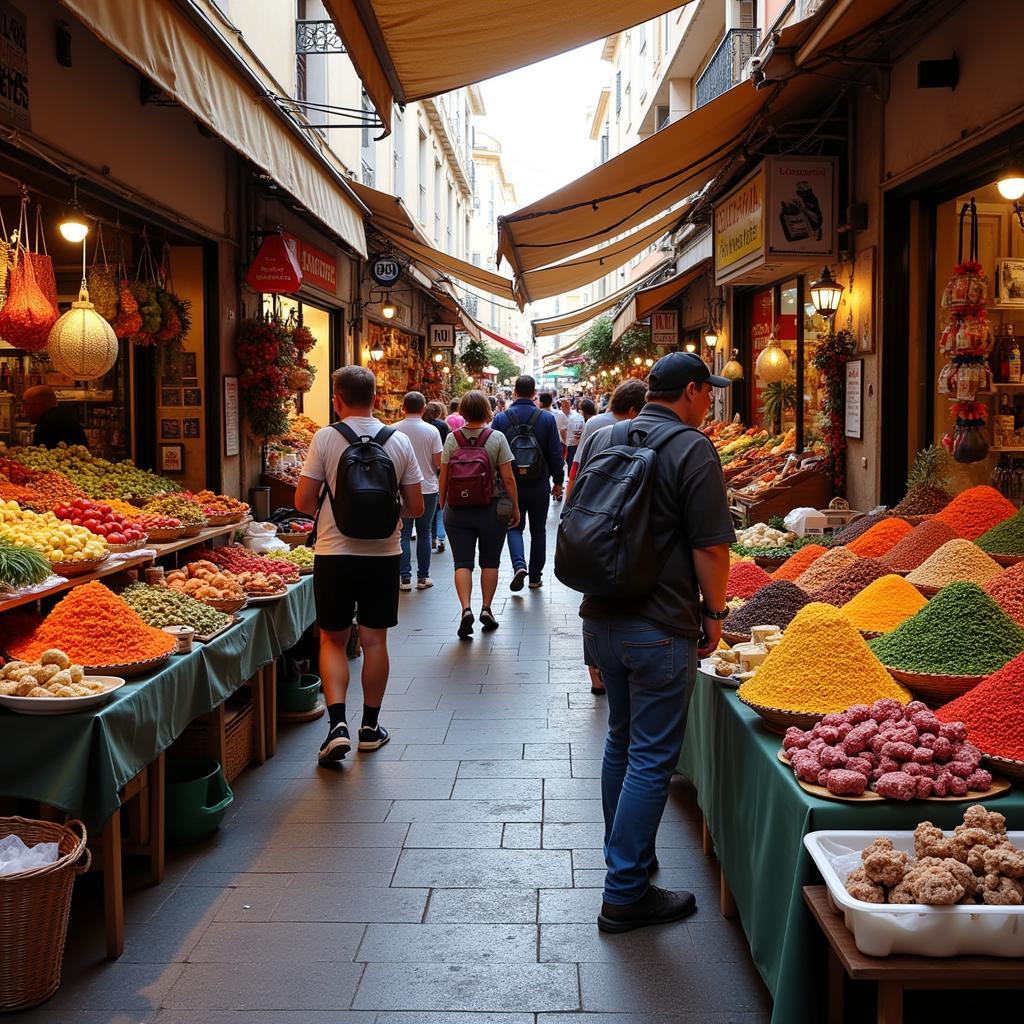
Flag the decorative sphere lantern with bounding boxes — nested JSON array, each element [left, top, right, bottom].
[[722, 349, 744, 381], [754, 332, 791, 383], [47, 282, 118, 380]]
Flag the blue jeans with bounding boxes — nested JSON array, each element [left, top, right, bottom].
[[506, 481, 550, 581], [400, 492, 438, 579], [582, 617, 696, 905], [431, 501, 446, 543]]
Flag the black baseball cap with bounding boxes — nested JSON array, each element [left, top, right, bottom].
[[648, 351, 731, 390]]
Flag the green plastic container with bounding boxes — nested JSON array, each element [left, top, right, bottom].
[[280, 670, 321, 690], [277, 674, 322, 713], [165, 759, 233, 846]]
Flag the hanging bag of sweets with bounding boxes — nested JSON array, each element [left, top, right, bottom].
[[154, 243, 191, 346], [111, 225, 142, 339], [951, 402, 990, 464], [86, 225, 118, 321], [128, 230, 162, 345], [28, 202, 59, 317], [0, 193, 58, 351]]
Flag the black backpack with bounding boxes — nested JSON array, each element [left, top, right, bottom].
[[315, 422, 401, 540], [505, 408, 545, 483], [555, 419, 687, 599]]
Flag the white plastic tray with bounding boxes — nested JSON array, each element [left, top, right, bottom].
[[804, 829, 1024, 958]]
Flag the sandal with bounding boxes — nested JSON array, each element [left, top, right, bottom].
[[479, 606, 499, 632], [457, 607, 475, 640]]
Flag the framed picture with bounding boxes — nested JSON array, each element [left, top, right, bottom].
[[160, 418, 181, 440], [224, 376, 239, 457], [996, 257, 1024, 305], [183, 417, 201, 439], [183, 387, 202, 407], [160, 388, 182, 407], [181, 377, 199, 387], [854, 246, 875, 354], [845, 359, 863, 440], [160, 444, 184, 473], [182, 352, 197, 378]]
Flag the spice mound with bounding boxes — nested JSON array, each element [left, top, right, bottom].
[[811, 557, 891, 607], [723, 580, 810, 639], [985, 562, 1024, 627], [7, 581, 175, 666], [794, 546, 861, 593], [882, 520, 959, 573], [120, 583, 231, 636], [845, 807, 1023, 905], [847, 518, 914, 558], [737, 602, 910, 714], [975, 508, 1024, 556], [869, 581, 1024, 677], [937, 652, 1024, 761], [772, 543, 828, 582], [831, 513, 889, 546], [726, 561, 773, 601], [892, 484, 952, 517], [783, 699, 986, 798], [905, 539, 1003, 589], [842, 575, 928, 634], [935, 485, 1017, 541]]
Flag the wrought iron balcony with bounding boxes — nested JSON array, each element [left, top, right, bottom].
[[695, 28, 761, 108], [296, 20, 345, 55]]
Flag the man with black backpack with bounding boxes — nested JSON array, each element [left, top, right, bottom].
[[295, 366, 424, 764], [555, 352, 734, 933], [492, 375, 565, 591]]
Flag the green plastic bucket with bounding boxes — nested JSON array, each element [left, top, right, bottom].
[[165, 759, 233, 846], [277, 674, 322, 713]]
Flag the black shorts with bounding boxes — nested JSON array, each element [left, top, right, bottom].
[[313, 554, 401, 632]]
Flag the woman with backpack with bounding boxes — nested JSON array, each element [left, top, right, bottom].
[[438, 390, 520, 640]]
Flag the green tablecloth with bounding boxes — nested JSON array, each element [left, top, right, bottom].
[[0, 578, 314, 828], [677, 671, 1024, 1024]]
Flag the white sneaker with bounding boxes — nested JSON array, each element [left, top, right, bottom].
[[400, 577, 413, 592], [417, 577, 434, 589]]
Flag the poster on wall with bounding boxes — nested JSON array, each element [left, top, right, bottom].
[[845, 359, 863, 439], [160, 445, 184, 473], [766, 156, 837, 258], [224, 376, 239, 457]]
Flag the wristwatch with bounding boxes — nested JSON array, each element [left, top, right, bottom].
[[701, 601, 729, 621]]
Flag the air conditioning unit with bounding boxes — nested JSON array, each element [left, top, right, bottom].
[[657, 238, 672, 253]]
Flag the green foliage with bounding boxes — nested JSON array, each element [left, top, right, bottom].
[[907, 444, 954, 491], [459, 338, 488, 374], [761, 377, 797, 432], [575, 315, 653, 379], [483, 344, 519, 385]]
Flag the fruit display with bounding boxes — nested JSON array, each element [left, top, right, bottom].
[[234, 570, 287, 597], [0, 649, 103, 699], [102, 499, 148, 520], [0, 501, 107, 563], [165, 561, 246, 602], [143, 494, 207, 526], [51, 498, 147, 546], [190, 490, 250, 519], [0, 540, 54, 591], [783, 699, 991, 799], [845, 807, 1023, 905], [136, 514, 183, 533], [278, 520, 313, 536], [120, 583, 232, 636], [266, 545, 314, 571], [193, 544, 300, 583]]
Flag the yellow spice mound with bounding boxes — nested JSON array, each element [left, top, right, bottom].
[[737, 602, 911, 713], [841, 574, 928, 634]]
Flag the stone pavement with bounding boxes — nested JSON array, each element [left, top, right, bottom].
[[22, 512, 770, 1024]]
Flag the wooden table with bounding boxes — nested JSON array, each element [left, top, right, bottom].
[[803, 885, 1024, 1024]]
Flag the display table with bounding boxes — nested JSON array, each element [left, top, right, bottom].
[[677, 671, 1024, 1024]]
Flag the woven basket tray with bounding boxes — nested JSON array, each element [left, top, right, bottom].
[[277, 532, 312, 548], [181, 521, 208, 538], [204, 512, 240, 526], [883, 666, 986, 705], [911, 583, 941, 598], [107, 538, 148, 554], [48, 554, 109, 577], [722, 630, 752, 646], [991, 553, 1024, 567], [83, 652, 172, 678], [982, 754, 1024, 784], [146, 527, 186, 543], [737, 694, 823, 734], [204, 595, 248, 614]]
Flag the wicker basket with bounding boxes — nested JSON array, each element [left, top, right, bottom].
[[49, 554, 109, 577], [991, 553, 1024, 567], [911, 583, 941, 598], [83, 652, 172, 678], [277, 532, 312, 548], [882, 666, 985, 705], [146, 527, 186, 543], [181, 521, 208, 539], [0, 817, 90, 1011], [982, 754, 1024, 784], [736, 694, 823, 734], [107, 538, 148, 554], [204, 512, 238, 526], [205, 595, 247, 614], [174, 698, 258, 784]]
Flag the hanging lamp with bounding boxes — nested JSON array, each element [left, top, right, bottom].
[[722, 349, 744, 381], [755, 331, 791, 382]]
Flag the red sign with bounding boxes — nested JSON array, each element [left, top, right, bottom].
[[284, 233, 337, 293], [245, 234, 302, 293], [750, 286, 774, 424]]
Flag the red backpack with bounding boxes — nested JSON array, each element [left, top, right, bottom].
[[446, 428, 495, 507]]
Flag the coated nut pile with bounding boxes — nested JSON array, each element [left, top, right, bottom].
[[120, 583, 232, 635], [0, 648, 102, 698]]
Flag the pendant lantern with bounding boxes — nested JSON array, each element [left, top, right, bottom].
[[722, 349, 744, 381], [755, 332, 791, 383], [47, 282, 119, 380]]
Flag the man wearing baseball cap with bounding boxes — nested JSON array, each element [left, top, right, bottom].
[[574, 351, 735, 933]]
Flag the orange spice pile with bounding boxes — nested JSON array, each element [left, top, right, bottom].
[[935, 485, 1016, 541], [846, 518, 914, 558], [772, 543, 829, 581]]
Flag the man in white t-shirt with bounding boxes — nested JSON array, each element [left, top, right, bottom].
[[554, 397, 570, 457], [296, 366, 424, 763], [393, 391, 443, 591]]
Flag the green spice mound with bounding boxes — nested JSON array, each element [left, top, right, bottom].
[[120, 583, 232, 636], [869, 580, 1024, 675], [976, 508, 1024, 555]]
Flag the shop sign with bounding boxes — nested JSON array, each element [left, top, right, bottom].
[[245, 234, 302, 293], [845, 358, 863, 439], [223, 376, 239, 457], [370, 256, 401, 287], [284, 233, 337, 293], [714, 167, 764, 283], [0, 2, 28, 130], [429, 323, 456, 349], [766, 156, 836, 258], [651, 310, 678, 348]]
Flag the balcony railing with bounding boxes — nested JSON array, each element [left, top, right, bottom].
[[695, 28, 761, 108], [295, 20, 345, 55]]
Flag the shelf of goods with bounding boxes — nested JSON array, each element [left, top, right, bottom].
[[729, 463, 832, 527]]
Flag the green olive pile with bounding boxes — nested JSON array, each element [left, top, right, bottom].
[[142, 495, 207, 525], [120, 583, 232, 636]]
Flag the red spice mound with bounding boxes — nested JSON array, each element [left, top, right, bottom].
[[882, 519, 959, 573], [936, 651, 1024, 760], [847, 518, 914, 558], [726, 560, 773, 600], [985, 562, 1024, 627], [935, 485, 1017, 541], [772, 543, 828, 581]]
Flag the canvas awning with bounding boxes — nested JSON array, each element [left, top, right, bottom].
[[349, 181, 515, 301], [479, 324, 526, 355], [611, 258, 712, 343], [61, 0, 368, 257], [323, 0, 690, 135]]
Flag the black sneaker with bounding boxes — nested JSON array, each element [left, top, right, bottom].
[[318, 722, 351, 763], [510, 568, 528, 592], [358, 723, 390, 751], [597, 885, 696, 933]]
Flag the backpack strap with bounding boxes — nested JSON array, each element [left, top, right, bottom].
[[527, 410, 541, 429], [374, 425, 395, 446], [331, 421, 360, 446], [455, 428, 491, 447]]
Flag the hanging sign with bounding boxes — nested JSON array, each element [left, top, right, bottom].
[[0, 2, 28, 130], [245, 234, 302, 293], [651, 310, 678, 348], [429, 323, 456, 349], [283, 232, 337, 293], [370, 256, 401, 287]]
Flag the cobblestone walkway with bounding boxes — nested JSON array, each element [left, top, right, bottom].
[[22, 515, 770, 1024]]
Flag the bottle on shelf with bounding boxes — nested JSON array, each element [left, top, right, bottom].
[[1009, 325, 1022, 384], [996, 392, 1016, 449], [996, 324, 1013, 383]]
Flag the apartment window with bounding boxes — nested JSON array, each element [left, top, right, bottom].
[[446, 182, 454, 251], [655, 104, 670, 131], [471, 251, 482, 267], [638, 21, 646, 52], [392, 107, 404, 196], [599, 132, 609, 164], [417, 130, 428, 223], [615, 71, 621, 113], [465, 214, 471, 260], [360, 90, 375, 184], [433, 160, 442, 243]]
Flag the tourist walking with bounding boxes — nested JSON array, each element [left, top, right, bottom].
[[438, 390, 520, 640], [565, 400, 586, 466], [562, 352, 734, 931], [492, 375, 564, 591], [555, 397, 570, 462], [424, 401, 450, 552], [394, 392, 443, 590], [446, 398, 465, 431], [296, 366, 424, 763]]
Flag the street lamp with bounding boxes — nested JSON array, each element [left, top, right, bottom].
[[433, 352, 443, 362], [755, 331, 791, 382], [644, 357, 654, 368], [381, 296, 397, 319], [633, 356, 642, 366], [370, 346, 384, 362], [58, 178, 89, 243], [704, 325, 719, 349], [684, 342, 696, 353], [809, 266, 844, 320]]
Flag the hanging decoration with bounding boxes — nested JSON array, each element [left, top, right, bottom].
[[153, 243, 192, 348], [0, 192, 58, 351], [29, 202, 59, 317], [812, 327, 856, 494], [938, 199, 991, 463], [236, 313, 298, 439], [111, 225, 142, 339], [754, 331, 791, 383], [286, 320, 317, 393], [86, 226, 118, 320]]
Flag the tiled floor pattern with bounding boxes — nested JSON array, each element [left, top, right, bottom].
[[21, 513, 771, 1024]]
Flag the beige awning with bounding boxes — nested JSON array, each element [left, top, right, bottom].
[[612, 258, 711, 343], [349, 181, 515, 301], [514, 203, 691, 306], [61, 0, 368, 258], [324, 0, 691, 135]]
